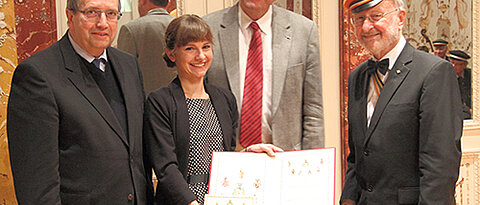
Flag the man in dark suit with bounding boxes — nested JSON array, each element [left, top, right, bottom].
[[448, 50, 472, 119], [203, 0, 324, 151], [341, 0, 462, 204], [117, 0, 175, 94], [7, 0, 152, 204]]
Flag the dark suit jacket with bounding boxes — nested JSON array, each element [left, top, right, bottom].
[[144, 78, 238, 205], [7, 33, 153, 204], [341, 43, 463, 204]]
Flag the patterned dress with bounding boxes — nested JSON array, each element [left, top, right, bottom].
[[185, 98, 225, 204]]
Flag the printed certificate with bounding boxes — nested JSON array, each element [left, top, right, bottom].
[[207, 148, 335, 205]]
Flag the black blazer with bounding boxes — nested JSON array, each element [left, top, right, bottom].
[[341, 43, 463, 204], [144, 78, 238, 205], [7, 33, 153, 204]]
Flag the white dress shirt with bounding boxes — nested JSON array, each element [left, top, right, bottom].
[[367, 36, 406, 126], [69, 33, 108, 72], [238, 6, 274, 142]]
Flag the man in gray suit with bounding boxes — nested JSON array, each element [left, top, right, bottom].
[[341, 0, 462, 204], [118, 0, 175, 94], [203, 0, 324, 151]]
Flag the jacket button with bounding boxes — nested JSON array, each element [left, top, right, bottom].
[[128, 194, 134, 201], [367, 185, 373, 192], [363, 150, 369, 156]]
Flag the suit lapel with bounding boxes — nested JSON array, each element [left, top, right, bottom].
[[169, 79, 191, 159], [107, 48, 135, 148], [271, 6, 292, 115], [218, 5, 241, 102], [60, 34, 129, 147], [364, 44, 414, 146], [206, 83, 233, 150], [358, 65, 370, 137]]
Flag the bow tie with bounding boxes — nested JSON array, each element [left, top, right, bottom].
[[367, 58, 389, 75]]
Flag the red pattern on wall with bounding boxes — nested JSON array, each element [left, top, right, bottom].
[[339, 1, 372, 184], [14, 0, 57, 63], [286, 0, 312, 20]]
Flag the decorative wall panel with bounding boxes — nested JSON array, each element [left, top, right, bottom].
[[14, 0, 57, 63], [403, 0, 472, 55], [0, 0, 18, 204], [456, 152, 480, 204], [0, 0, 57, 204]]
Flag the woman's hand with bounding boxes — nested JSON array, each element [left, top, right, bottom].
[[243, 143, 284, 157], [188, 200, 200, 205]]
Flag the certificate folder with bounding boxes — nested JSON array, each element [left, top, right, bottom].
[[207, 148, 335, 205]]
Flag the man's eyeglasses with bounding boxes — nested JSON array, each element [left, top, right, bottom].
[[78, 9, 122, 22], [351, 8, 399, 26]]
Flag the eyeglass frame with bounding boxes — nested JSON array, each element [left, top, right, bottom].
[[350, 8, 400, 26], [75, 9, 122, 22]]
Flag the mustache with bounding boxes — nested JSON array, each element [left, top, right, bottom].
[[361, 30, 380, 37]]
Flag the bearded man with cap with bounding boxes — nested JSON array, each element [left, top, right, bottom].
[[433, 39, 449, 60], [449, 50, 472, 119], [341, 0, 462, 204]]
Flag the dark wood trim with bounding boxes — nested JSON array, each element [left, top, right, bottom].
[[302, 0, 312, 20]]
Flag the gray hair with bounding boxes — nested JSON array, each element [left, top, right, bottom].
[[393, 0, 405, 10], [67, 0, 122, 11]]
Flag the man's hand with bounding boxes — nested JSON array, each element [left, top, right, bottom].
[[341, 199, 356, 205], [244, 143, 284, 157]]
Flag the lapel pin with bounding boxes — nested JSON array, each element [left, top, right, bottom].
[[396, 70, 401, 74]]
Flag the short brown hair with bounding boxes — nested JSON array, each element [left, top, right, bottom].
[[163, 14, 213, 67]]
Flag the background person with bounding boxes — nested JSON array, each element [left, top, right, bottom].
[[433, 39, 449, 60], [448, 50, 472, 119], [118, 0, 175, 94]]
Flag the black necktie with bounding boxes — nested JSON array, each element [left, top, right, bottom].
[[367, 58, 389, 75], [92, 58, 106, 70]]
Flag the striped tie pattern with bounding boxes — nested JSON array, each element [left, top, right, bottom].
[[239, 22, 263, 148]]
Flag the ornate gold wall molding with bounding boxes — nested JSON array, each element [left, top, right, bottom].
[[0, 0, 17, 204], [456, 152, 480, 204]]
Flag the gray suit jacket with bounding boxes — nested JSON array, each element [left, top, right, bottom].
[[118, 8, 175, 94], [203, 4, 324, 150], [7, 33, 153, 204], [341, 43, 462, 204]]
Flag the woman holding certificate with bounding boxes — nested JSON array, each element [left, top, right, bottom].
[[144, 15, 282, 205]]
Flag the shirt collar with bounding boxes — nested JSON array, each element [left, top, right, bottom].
[[68, 32, 108, 64], [376, 35, 406, 70], [239, 5, 273, 36], [147, 8, 169, 16]]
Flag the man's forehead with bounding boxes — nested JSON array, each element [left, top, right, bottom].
[[80, 0, 119, 9]]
